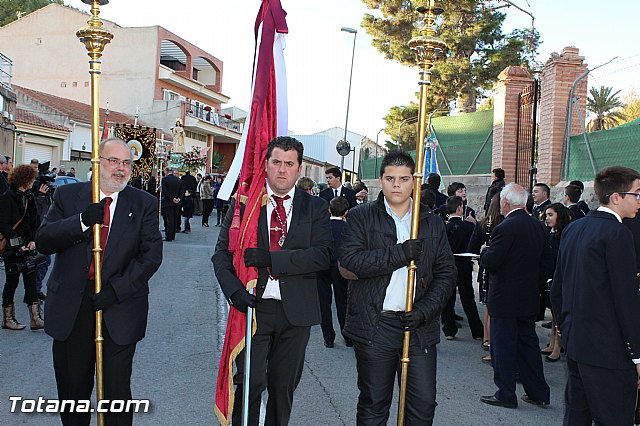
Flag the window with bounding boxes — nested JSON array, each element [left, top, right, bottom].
[[163, 89, 180, 101]]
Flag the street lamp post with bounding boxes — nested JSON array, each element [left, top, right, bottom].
[[339, 26, 357, 181]]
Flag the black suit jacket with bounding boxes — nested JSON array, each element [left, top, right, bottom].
[[212, 188, 331, 326], [567, 203, 585, 221], [36, 183, 163, 345], [161, 174, 182, 208], [480, 209, 552, 318], [319, 186, 357, 209], [532, 199, 551, 222], [551, 211, 640, 369]]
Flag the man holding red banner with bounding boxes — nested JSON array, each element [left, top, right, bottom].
[[213, 136, 331, 425]]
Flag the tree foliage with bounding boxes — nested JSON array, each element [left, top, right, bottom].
[[586, 86, 625, 131], [0, 0, 65, 26], [620, 90, 640, 125], [362, 0, 540, 114]]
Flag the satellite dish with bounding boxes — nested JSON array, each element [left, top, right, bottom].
[[336, 140, 351, 156]]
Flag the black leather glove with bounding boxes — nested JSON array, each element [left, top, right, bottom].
[[244, 248, 271, 268], [229, 289, 259, 313], [82, 199, 107, 227], [90, 284, 118, 312], [401, 239, 422, 262], [400, 310, 425, 331]]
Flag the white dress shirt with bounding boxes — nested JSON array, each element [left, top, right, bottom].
[[382, 198, 413, 311], [262, 184, 295, 300]]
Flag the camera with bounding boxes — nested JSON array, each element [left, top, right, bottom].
[[4, 248, 46, 274], [36, 161, 56, 196]]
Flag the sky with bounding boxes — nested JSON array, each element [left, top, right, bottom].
[[63, 0, 640, 145]]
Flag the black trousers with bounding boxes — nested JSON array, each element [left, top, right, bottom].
[[232, 299, 311, 426], [162, 206, 176, 240], [52, 281, 137, 426], [490, 316, 550, 406], [441, 259, 483, 338], [216, 208, 224, 225], [564, 357, 637, 426], [202, 199, 214, 225], [354, 313, 437, 426], [317, 267, 348, 344], [3, 263, 38, 306]]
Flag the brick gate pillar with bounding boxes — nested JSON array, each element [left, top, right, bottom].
[[537, 47, 587, 185], [492, 66, 533, 183]]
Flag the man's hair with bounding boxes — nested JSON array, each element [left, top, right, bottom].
[[446, 195, 464, 214], [501, 182, 528, 207], [379, 151, 415, 178], [564, 184, 582, 203], [296, 176, 315, 192], [204, 175, 212, 181], [421, 188, 436, 208], [594, 166, 640, 205], [30, 159, 39, 165], [534, 183, 550, 197], [0, 156, 6, 165], [100, 137, 133, 161], [492, 168, 505, 180], [164, 166, 173, 173], [8, 164, 37, 188], [325, 167, 341, 180], [330, 196, 350, 217], [569, 180, 584, 192], [266, 136, 304, 165], [447, 182, 466, 196], [426, 172, 441, 189], [353, 182, 367, 193]]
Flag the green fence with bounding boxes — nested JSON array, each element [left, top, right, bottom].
[[565, 117, 640, 181], [360, 109, 494, 179]]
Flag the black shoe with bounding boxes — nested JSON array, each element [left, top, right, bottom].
[[521, 394, 549, 407], [344, 338, 353, 347], [323, 341, 334, 348], [541, 321, 552, 329], [545, 354, 560, 363], [482, 340, 490, 351], [37, 292, 46, 301], [480, 395, 517, 409]]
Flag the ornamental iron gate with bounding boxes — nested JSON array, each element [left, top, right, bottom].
[[514, 79, 539, 192]]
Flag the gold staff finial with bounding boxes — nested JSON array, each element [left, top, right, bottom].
[[397, 2, 447, 425], [76, 2, 113, 426]]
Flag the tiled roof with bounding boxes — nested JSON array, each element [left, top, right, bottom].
[[16, 108, 70, 132], [14, 85, 141, 127]]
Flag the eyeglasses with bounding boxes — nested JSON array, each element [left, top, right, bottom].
[[606, 192, 640, 200], [100, 157, 132, 168]]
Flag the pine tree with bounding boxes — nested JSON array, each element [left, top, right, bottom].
[[0, 0, 65, 27]]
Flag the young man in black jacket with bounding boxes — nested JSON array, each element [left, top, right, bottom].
[[340, 151, 456, 425]]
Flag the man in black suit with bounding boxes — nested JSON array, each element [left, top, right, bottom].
[[569, 180, 591, 215], [319, 166, 357, 208], [213, 136, 331, 425], [160, 167, 182, 241], [441, 196, 483, 340], [480, 183, 551, 409], [551, 166, 640, 425], [36, 138, 163, 425], [425, 172, 447, 208], [531, 183, 551, 221], [563, 184, 585, 220]]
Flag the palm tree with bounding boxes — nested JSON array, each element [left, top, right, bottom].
[[586, 86, 626, 131]]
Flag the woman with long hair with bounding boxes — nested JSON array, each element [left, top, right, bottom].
[[541, 202, 571, 362], [0, 165, 44, 330], [468, 193, 504, 363]]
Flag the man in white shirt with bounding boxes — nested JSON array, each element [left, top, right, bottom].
[[339, 151, 456, 425]]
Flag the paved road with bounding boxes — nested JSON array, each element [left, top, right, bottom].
[[0, 219, 566, 425]]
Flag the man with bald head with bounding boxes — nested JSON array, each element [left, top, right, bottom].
[[479, 183, 552, 409], [36, 137, 163, 425]]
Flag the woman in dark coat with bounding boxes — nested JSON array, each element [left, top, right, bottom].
[[0, 165, 43, 330], [212, 176, 224, 226]]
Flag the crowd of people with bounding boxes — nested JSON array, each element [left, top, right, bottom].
[[2, 135, 640, 425]]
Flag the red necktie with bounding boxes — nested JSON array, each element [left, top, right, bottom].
[[270, 195, 290, 252], [88, 197, 113, 280]]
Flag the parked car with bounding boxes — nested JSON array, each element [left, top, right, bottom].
[[51, 176, 81, 189]]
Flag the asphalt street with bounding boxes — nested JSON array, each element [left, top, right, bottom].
[[1, 218, 565, 425]]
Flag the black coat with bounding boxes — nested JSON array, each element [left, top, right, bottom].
[[445, 217, 475, 254], [0, 189, 40, 250], [212, 188, 332, 326], [339, 192, 456, 348], [181, 173, 197, 193], [483, 178, 505, 213], [36, 183, 163, 345], [0, 171, 9, 196], [567, 204, 585, 221], [480, 209, 552, 318], [319, 186, 357, 209], [160, 174, 182, 208], [532, 199, 551, 222], [551, 210, 640, 370]]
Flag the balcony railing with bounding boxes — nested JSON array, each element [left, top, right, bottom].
[[0, 52, 13, 89], [186, 101, 243, 133]]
